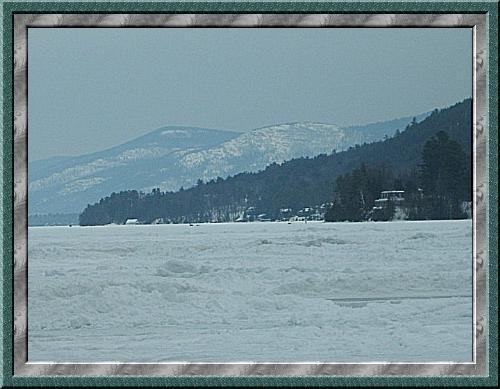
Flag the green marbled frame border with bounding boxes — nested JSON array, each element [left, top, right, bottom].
[[2, 1, 498, 387]]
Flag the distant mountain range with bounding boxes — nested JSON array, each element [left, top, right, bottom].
[[29, 113, 428, 216], [78, 99, 472, 226]]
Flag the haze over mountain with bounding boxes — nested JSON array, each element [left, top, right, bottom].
[[29, 113, 428, 216]]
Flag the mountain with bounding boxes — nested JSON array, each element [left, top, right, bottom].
[[78, 99, 471, 226], [29, 113, 427, 216], [29, 126, 239, 215]]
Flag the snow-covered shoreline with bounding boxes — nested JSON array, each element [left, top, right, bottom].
[[28, 218, 472, 228]]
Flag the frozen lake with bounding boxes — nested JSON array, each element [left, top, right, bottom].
[[28, 220, 472, 362]]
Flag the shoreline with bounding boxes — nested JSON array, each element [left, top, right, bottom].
[[28, 218, 473, 228]]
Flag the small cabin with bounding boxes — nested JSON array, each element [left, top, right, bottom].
[[125, 218, 139, 225], [374, 190, 405, 208]]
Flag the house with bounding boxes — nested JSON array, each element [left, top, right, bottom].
[[373, 190, 405, 209], [289, 216, 306, 222], [371, 190, 407, 221]]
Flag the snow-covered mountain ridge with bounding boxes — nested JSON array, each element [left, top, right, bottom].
[[29, 114, 427, 215]]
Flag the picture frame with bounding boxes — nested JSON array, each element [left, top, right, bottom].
[[1, 0, 498, 386]]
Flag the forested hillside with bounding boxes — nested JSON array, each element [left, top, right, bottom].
[[79, 99, 471, 225]]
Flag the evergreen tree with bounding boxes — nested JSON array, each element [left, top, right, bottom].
[[420, 131, 470, 218], [324, 163, 393, 222]]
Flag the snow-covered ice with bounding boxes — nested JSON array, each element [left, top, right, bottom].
[[28, 220, 472, 362]]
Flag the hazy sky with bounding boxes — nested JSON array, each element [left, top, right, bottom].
[[28, 28, 472, 161]]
